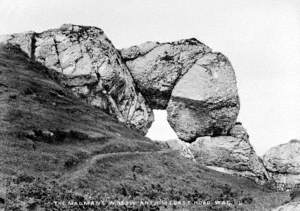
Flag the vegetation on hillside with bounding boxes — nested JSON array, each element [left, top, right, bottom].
[[0, 45, 291, 210]]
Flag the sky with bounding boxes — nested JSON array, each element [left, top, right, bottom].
[[0, 0, 299, 155]]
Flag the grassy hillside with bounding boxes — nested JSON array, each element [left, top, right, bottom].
[[0, 44, 290, 210]]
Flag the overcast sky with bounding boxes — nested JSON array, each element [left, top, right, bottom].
[[0, 0, 299, 155]]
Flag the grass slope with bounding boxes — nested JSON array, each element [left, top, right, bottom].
[[0, 45, 289, 210]]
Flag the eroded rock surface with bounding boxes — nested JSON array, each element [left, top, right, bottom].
[[167, 52, 240, 142], [121, 39, 211, 109], [122, 40, 239, 142], [2, 25, 240, 143], [1, 24, 153, 134], [263, 140, 300, 189], [189, 124, 269, 183]]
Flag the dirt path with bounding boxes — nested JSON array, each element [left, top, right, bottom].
[[59, 149, 175, 183]]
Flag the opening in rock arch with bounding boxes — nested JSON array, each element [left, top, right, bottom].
[[146, 110, 178, 141]]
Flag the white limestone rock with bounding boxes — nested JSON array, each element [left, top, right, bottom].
[[189, 124, 269, 183], [263, 139, 300, 189], [1, 24, 154, 134], [122, 38, 211, 109], [167, 52, 240, 142]]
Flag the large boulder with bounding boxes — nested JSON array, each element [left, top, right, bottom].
[[189, 124, 269, 183], [167, 52, 240, 142], [263, 139, 300, 189], [1, 24, 153, 134], [121, 39, 211, 109]]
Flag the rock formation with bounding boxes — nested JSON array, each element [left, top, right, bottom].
[[263, 139, 300, 189], [162, 124, 269, 183], [121, 38, 263, 182], [2, 26, 240, 142], [167, 52, 239, 141], [0, 24, 153, 134], [189, 123, 269, 183], [122, 40, 239, 142], [0, 43, 154, 142], [1, 24, 267, 184], [120, 39, 211, 109], [0, 24, 293, 210]]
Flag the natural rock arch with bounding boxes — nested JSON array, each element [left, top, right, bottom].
[[121, 40, 240, 142], [0, 24, 272, 184], [1, 24, 240, 143]]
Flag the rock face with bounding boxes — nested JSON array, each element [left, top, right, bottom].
[[189, 124, 269, 183], [0, 43, 155, 142], [122, 41, 239, 142], [2, 25, 240, 145], [263, 140, 300, 189], [162, 123, 270, 184], [1, 24, 153, 134], [121, 39, 211, 109], [3, 27, 240, 141], [167, 52, 239, 142]]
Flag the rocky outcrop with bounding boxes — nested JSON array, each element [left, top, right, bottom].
[[263, 140, 300, 189], [189, 123, 269, 183], [162, 123, 270, 184], [122, 38, 252, 182], [1, 26, 252, 183], [167, 52, 239, 142], [0, 25, 291, 211], [0, 24, 153, 134], [122, 41, 239, 142], [1, 25, 263, 184], [121, 39, 211, 109], [2, 26, 240, 141]]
